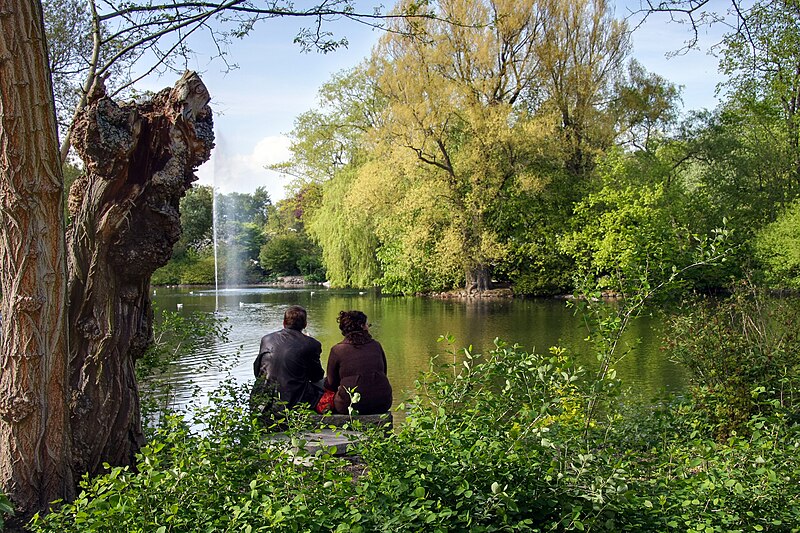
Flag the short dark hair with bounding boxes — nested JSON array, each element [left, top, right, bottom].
[[283, 306, 307, 330], [337, 310, 367, 335]]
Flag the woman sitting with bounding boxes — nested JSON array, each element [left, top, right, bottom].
[[322, 310, 392, 415]]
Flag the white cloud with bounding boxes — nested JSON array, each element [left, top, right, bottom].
[[195, 134, 293, 201]]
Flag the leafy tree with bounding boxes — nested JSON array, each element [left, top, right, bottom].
[[217, 190, 272, 227], [179, 185, 214, 251], [560, 178, 691, 291], [717, 0, 800, 196], [259, 233, 305, 276], [612, 59, 683, 154], [537, 0, 630, 177], [365, 0, 628, 293], [307, 167, 382, 288], [278, 66, 383, 287], [371, 0, 552, 292], [274, 63, 383, 184], [755, 199, 800, 288]]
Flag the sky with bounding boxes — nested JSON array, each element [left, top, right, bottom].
[[148, 1, 731, 201]]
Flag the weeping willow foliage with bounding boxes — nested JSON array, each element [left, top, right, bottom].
[[306, 166, 381, 288], [290, 0, 630, 294]]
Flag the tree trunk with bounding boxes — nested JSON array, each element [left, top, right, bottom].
[[0, 0, 75, 522], [465, 264, 491, 294], [67, 72, 214, 476]]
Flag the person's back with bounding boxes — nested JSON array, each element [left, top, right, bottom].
[[324, 310, 392, 415], [252, 306, 324, 416]]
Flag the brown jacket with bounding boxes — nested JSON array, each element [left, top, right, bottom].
[[324, 331, 392, 415]]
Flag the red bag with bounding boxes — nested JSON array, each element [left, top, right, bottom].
[[315, 390, 335, 414]]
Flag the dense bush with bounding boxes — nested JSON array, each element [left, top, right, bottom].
[[756, 200, 800, 288], [151, 250, 216, 285], [664, 286, 800, 437], [259, 233, 325, 280], [30, 386, 362, 532], [30, 332, 800, 531]]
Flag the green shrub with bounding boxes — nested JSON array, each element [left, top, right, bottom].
[[0, 491, 14, 529], [756, 199, 800, 289], [30, 384, 361, 532], [28, 332, 800, 532], [664, 284, 800, 437], [352, 339, 647, 531], [624, 409, 800, 532]]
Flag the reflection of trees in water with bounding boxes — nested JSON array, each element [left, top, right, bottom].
[[149, 288, 684, 411]]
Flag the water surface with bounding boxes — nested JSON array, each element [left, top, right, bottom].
[[152, 286, 686, 409]]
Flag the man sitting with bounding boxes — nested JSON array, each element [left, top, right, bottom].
[[250, 305, 324, 427]]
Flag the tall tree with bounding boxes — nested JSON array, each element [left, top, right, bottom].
[[67, 72, 214, 477], [717, 0, 800, 189], [278, 65, 384, 287], [538, 0, 629, 177], [0, 0, 75, 522], [611, 59, 682, 155], [179, 185, 214, 251], [365, 0, 627, 292], [373, 0, 550, 292], [275, 64, 383, 184]]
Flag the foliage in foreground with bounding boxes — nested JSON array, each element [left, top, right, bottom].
[[30, 334, 800, 532], [665, 285, 800, 438]]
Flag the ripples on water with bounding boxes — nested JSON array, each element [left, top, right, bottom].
[[150, 286, 687, 412]]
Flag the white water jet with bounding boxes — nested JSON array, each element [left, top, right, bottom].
[[208, 133, 245, 292], [212, 148, 220, 311]]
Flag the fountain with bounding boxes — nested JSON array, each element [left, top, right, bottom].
[[209, 133, 248, 307], [211, 138, 223, 311]]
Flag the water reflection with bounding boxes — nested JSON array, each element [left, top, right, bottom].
[[152, 286, 687, 409]]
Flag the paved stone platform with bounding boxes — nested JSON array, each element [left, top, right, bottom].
[[268, 412, 393, 461], [307, 412, 393, 431]]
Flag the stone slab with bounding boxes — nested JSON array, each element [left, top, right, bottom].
[[307, 412, 394, 431]]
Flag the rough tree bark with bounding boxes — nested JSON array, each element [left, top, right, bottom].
[[67, 71, 214, 477], [0, 0, 75, 523]]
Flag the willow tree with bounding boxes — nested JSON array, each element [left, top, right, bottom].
[[367, 0, 628, 293], [366, 0, 548, 292], [0, 0, 75, 522], [278, 64, 386, 288]]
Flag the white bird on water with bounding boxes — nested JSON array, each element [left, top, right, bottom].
[[239, 302, 245, 308], [176, 303, 183, 309]]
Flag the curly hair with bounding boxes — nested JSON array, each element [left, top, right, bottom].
[[337, 310, 368, 335]]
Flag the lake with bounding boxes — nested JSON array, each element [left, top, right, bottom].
[[151, 286, 687, 410]]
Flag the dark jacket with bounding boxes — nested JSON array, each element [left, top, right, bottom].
[[254, 327, 324, 408], [324, 331, 392, 415]]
